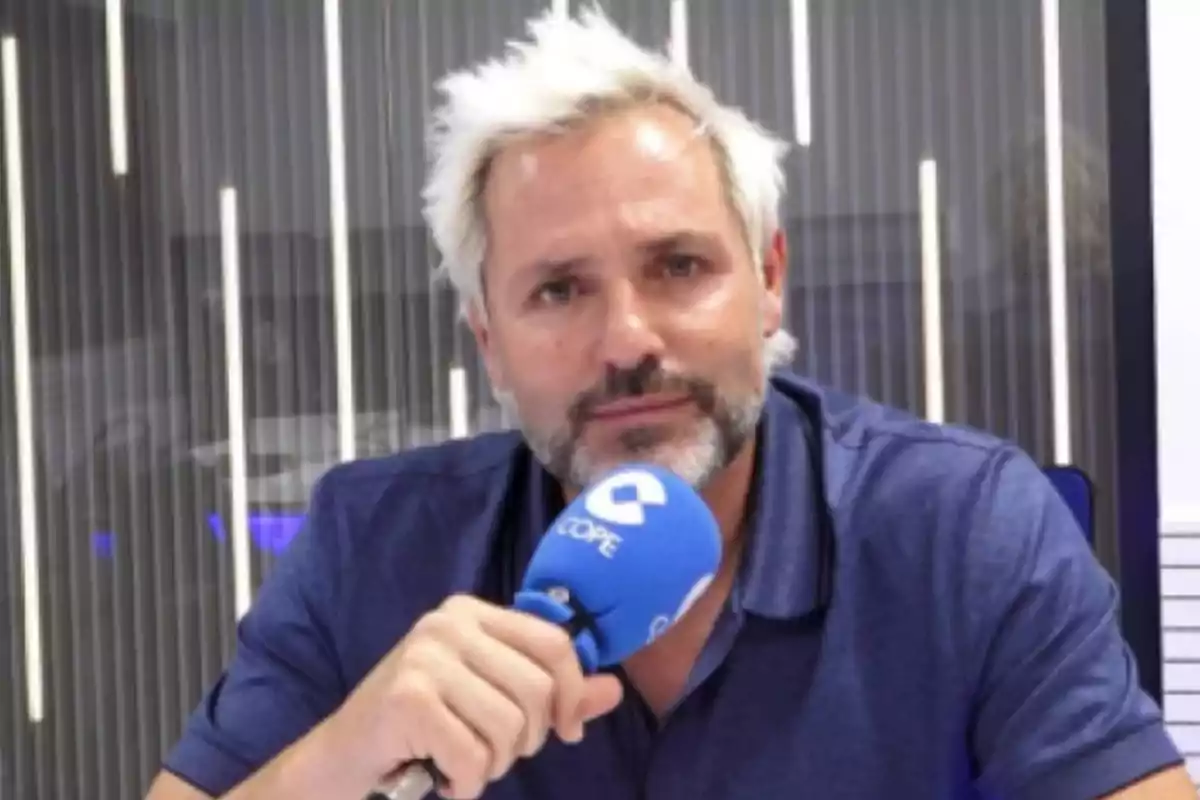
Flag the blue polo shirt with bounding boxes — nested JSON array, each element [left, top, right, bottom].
[[164, 372, 1183, 799]]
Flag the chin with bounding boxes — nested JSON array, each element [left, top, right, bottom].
[[573, 426, 727, 489]]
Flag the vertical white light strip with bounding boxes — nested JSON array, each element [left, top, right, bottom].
[[919, 159, 946, 424], [790, 0, 813, 147], [670, 0, 689, 68], [324, 0, 356, 463], [449, 367, 469, 440], [551, 0, 569, 21], [2, 36, 44, 725], [220, 187, 252, 620], [1041, 0, 1071, 464], [104, 0, 129, 176]]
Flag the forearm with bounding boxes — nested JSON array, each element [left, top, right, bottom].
[[221, 715, 381, 800], [1100, 764, 1197, 799]]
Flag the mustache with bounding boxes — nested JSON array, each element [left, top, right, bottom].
[[567, 355, 718, 425]]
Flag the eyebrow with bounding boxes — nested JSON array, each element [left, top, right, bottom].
[[524, 257, 588, 284], [531, 231, 717, 270], [635, 231, 718, 256]]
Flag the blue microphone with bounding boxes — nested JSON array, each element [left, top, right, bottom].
[[512, 463, 723, 670], [373, 463, 722, 799]]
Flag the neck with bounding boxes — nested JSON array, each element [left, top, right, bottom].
[[697, 438, 758, 557]]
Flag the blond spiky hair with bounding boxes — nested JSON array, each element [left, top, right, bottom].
[[421, 4, 797, 369]]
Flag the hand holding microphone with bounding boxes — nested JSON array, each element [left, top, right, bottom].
[[333, 594, 623, 800], [340, 463, 720, 800]]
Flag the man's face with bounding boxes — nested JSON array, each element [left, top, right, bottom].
[[471, 103, 787, 490]]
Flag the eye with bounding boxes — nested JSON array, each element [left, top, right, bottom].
[[660, 254, 704, 279], [531, 276, 578, 307]]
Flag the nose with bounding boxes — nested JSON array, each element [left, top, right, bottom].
[[596, 280, 665, 370]]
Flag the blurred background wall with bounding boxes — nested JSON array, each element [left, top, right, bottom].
[[0, 0, 1190, 796], [1149, 0, 1200, 785]]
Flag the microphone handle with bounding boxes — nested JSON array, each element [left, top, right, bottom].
[[369, 758, 444, 800]]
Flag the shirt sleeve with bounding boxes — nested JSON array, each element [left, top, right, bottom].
[[965, 449, 1183, 800], [162, 471, 350, 797]]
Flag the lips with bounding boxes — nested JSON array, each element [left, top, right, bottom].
[[587, 395, 691, 421]]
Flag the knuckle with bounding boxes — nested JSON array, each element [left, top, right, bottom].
[[462, 740, 492, 783], [416, 608, 453, 636], [477, 701, 525, 776], [493, 750, 519, 781], [490, 737, 523, 779], [391, 669, 439, 710], [518, 703, 548, 753], [511, 680, 550, 757], [442, 593, 480, 616], [542, 626, 576, 662], [515, 674, 555, 725], [399, 636, 442, 670], [526, 668, 555, 704], [521, 726, 548, 758], [447, 775, 485, 800], [442, 733, 490, 799], [408, 614, 442, 645], [413, 611, 468, 650], [499, 702, 527, 744]]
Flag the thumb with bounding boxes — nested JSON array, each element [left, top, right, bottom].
[[579, 673, 624, 722]]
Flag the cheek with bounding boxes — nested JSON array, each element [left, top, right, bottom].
[[671, 277, 763, 350], [501, 331, 586, 395]]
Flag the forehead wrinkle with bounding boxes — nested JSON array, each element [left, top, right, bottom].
[[480, 105, 749, 283]]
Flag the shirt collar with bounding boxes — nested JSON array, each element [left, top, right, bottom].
[[519, 376, 834, 621], [736, 379, 834, 620]]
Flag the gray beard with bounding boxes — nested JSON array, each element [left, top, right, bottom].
[[500, 385, 765, 492]]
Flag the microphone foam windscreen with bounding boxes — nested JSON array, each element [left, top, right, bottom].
[[515, 464, 721, 671]]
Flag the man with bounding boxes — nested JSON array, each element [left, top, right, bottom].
[[147, 8, 1193, 800]]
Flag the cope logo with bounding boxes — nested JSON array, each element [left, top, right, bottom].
[[553, 516, 623, 559], [584, 468, 668, 526], [554, 469, 669, 559]]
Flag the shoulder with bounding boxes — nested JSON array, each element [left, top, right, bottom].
[[769, 371, 1080, 624], [316, 428, 527, 493], [309, 429, 528, 544], [770, 371, 1052, 539], [772, 371, 1097, 661], [278, 429, 531, 616], [286, 431, 534, 677]]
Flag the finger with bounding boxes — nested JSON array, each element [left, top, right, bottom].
[[414, 694, 492, 800], [428, 648, 528, 781], [458, 634, 556, 757], [472, 607, 586, 741], [578, 673, 624, 722], [422, 601, 558, 757]]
